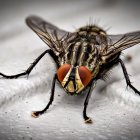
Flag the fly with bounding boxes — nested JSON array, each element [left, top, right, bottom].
[[0, 15, 140, 123]]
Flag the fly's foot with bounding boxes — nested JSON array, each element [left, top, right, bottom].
[[31, 111, 42, 118], [85, 117, 93, 124]]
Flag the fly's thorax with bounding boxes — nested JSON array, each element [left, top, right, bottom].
[[57, 64, 92, 94], [56, 25, 107, 94], [59, 41, 101, 70], [60, 26, 108, 66]]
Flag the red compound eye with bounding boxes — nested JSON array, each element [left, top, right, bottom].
[[78, 66, 92, 86], [57, 64, 71, 82]]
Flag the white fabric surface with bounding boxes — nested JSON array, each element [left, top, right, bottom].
[[0, 1, 140, 140]]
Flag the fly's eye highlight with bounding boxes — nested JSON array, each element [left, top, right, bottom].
[[57, 64, 71, 82], [78, 66, 92, 86]]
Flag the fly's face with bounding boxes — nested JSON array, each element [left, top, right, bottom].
[[57, 64, 92, 94]]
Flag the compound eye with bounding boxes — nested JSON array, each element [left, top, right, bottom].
[[57, 64, 71, 82], [78, 66, 92, 86]]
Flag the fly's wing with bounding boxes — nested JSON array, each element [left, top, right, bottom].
[[26, 15, 70, 55], [103, 31, 140, 57]]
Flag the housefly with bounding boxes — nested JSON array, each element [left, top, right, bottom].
[[0, 16, 140, 123]]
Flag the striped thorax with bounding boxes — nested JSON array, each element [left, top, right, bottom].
[[57, 25, 107, 95]]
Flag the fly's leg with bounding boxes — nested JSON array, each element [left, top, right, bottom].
[[83, 81, 96, 124], [119, 59, 140, 95], [31, 74, 57, 118], [0, 49, 50, 79]]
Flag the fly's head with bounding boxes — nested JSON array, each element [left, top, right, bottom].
[[57, 64, 94, 95]]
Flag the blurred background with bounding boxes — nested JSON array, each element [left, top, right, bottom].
[[0, 0, 140, 140], [0, 0, 140, 36]]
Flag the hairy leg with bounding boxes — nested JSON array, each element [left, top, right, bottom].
[[0, 49, 50, 79], [119, 59, 140, 95], [32, 74, 57, 117], [83, 80, 96, 123]]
